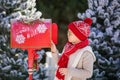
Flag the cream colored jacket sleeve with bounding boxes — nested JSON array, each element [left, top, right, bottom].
[[51, 50, 61, 64]]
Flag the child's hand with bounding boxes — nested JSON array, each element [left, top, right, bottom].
[[51, 41, 57, 53], [59, 68, 68, 75]]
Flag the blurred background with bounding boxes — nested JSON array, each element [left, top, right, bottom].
[[0, 0, 119, 80]]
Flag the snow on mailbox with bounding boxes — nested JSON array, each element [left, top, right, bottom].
[[11, 19, 54, 48]]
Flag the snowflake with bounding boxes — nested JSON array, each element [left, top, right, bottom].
[[15, 34, 25, 44], [37, 24, 47, 33]]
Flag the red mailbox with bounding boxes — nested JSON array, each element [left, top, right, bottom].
[[11, 19, 58, 80], [11, 19, 52, 48]]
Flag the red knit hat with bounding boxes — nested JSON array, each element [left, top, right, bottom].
[[68, 18, 92, 41]]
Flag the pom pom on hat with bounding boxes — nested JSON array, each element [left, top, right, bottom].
[[68, 18, 92, 41], [84, 18, 92, 26]]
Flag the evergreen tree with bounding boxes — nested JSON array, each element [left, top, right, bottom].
[[78, 0, 120, 80], [0, 0, 47, 80]]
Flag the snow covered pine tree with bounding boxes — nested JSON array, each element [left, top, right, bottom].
[[78, 0, 120, 80], [0, 0, 47, 80]]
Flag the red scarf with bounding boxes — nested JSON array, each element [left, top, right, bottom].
[[56, 39, 89, 80]]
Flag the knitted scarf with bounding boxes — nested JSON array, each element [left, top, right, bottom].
[[56, 39, 89, 80]]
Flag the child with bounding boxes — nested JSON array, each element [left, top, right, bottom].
[[51, 18, 96, 80]]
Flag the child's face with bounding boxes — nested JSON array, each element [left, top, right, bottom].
[[67, 29, 81, 44]]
